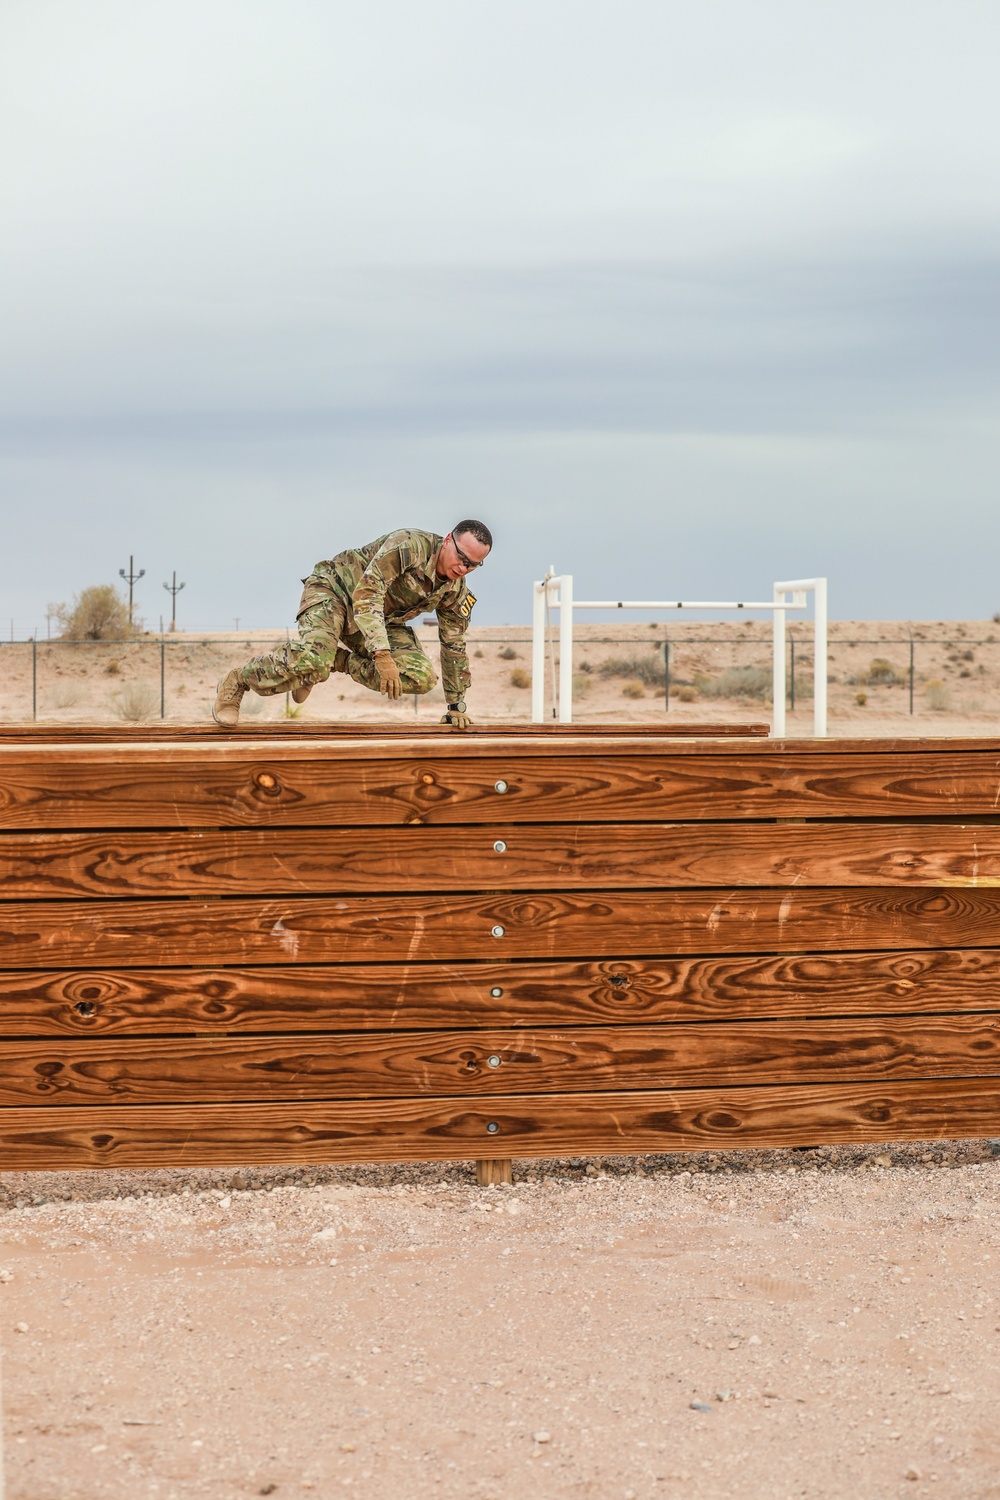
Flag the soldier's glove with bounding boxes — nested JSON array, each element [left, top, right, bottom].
[[374, 650, 402, 700], [442, 700, 472, 729]]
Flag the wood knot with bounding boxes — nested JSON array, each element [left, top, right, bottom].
[[253, 771, 281, 796]]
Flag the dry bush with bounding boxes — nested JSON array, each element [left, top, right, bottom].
[[599, 653, 663, 687], [858, 657, 900, 687], [924, 678, 952, 711], [50, 684, 85, 710], [855, 690, 868, 706], [572, 673, 591, 697], [699, 665, 772, 702], [622, 680, 645, 699], [509, 667, 531, 689], [110, 681, 160, 722], [105, 658, 121, 675], [673, 683, 698, 703], [499, 646, 520, 660], [58, 585, 134, 641]]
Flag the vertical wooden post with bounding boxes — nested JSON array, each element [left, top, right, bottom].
[[476, 1158, 512, 1187]]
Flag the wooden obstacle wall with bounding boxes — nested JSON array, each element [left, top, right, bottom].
[[2, 722, 1000, 1175]]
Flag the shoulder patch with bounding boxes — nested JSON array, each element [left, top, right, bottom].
[[458, 591, 476, 619]]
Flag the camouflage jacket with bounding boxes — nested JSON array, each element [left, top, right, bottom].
[[324, 529, 475, 700]]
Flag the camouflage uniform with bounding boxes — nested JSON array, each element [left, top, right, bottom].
[[238, 530, 475, 701]]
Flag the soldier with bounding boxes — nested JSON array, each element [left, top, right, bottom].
[[212, 521, 492, 728]]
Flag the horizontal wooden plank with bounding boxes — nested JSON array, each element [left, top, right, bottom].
[[3, 1016, 999, 1107], [4, 747, 1000, 827], [2, 1077, 998, 1167], [3, 950, 1000, 1035], [5, 821, 1000, 898], [2, 888, 1000, 968], [0, 722, 770, 742]]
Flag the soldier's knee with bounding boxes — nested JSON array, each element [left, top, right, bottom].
[[399, 656, 437, 695]]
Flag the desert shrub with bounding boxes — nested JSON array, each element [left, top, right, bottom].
[[599, 653, 664, 687], [50, 684, 85, 709], [699, 665, 772, 702], [673, 683, 698, 703], [924, 678, 952, 711], [509, 667, 531, 689], [858, 657, 899, 687], [473, 647, 484, 659], [622, 680, 645, 699], [110, 681, 160, 722], [58, 585, 133, 641], [572, 673, 591, 697], [499, 646, 520, 660], [105, 658, 121, 675], [578, 660, 592, 674], [855, 690, 867, 706]]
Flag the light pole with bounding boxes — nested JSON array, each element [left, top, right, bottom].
[[119, 556, 145, 629], [163, 571, 186, 631]]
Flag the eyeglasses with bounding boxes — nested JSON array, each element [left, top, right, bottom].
[[450, 535, 485, 570]]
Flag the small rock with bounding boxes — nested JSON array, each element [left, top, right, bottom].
[[714, 1389, 735, 1402], [585, 1164, 601, 1177], [13, 1322, 28, 1333], [0, 1269, 13, 1282], [874, 1155, 891, 1167], [217, 1196, 231, 1209], [314, 1227, 338, 1240], [747, 1334, 761, 1346], [689, 1401, 713, 1413], [533, 1430, 551, 1443], [726, 1339, 740, 1350], [904, 1466, 922, 1481], [339, 1442, 355, 1453]]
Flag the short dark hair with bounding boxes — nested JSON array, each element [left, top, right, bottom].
[[453, 519, 492, 550]]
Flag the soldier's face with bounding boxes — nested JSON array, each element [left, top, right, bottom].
[[439, 531, 490, 580]]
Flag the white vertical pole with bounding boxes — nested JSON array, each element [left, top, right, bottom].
[[531, 580, 546, 723], [558, 573, 574, 723], [772, 586, 786, 737], [813, 575, 828, 737]]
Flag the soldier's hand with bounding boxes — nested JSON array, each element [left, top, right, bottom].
[[442, 705, 473, 729], [374, 650, 402, 700]]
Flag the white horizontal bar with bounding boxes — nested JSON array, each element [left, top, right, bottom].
[[773, 578, 821, 592], [568, 600, 806, 611]]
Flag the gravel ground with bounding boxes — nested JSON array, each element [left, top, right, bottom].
[[3, 1140, 1000, 1500]]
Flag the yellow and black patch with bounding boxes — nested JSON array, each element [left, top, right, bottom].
[[458, 591, 477, 620]]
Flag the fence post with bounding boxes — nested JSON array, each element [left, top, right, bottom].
[[160, 636, 166, 719], [32, 636, 37, 721], [909, 637, 915, 715], [789, 637, 796, 712], [663, 638, 670, 711]]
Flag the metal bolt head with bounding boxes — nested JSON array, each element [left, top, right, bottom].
[[491, 925, 505, 938], [493, 840, 507, 854], [486, 1121, 500, 1134], [494, 780, 508, 793], [487, 1055, 502, 1068], [490, 986, 503, 998]]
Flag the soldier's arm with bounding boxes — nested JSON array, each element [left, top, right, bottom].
[[436, 595, 473, 704], [351, 536, 411, 654]]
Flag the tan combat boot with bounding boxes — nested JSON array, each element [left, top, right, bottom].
[[213, 669, 246, 726], [291, 648, 350, 705]]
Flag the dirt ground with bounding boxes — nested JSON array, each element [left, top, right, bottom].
[[3, 1142, 1000, 1500], [0, 618, 997, 734]]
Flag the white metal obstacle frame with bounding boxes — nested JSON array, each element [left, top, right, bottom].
[[531, 572, 828, 737]]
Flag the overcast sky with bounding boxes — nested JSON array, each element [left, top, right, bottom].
[[2, 0, 999, 632]]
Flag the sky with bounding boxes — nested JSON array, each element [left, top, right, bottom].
[[2, 0, 999, 633]]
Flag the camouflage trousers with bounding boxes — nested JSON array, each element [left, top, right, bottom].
[[237, 575, 438, 698]]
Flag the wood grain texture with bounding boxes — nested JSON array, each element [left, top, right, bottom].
[[4, 748, 1000, 828], [3, 949, 999, 1035], [6, 821, 1000, 898], [0, 722, 770, 742], [2, 888, 999, 968], [2, 1016, 998, 1107], [2, 1077, 998, 1168]]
